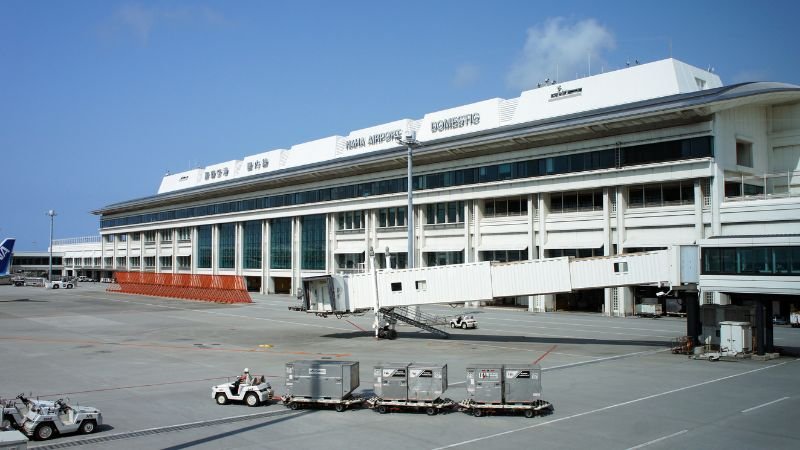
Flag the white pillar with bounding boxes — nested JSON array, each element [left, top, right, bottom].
[[534, 193, 554, 312], [694, 179, 704, 241]]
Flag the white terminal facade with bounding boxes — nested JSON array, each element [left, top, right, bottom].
[[58, 58, 800, 316]]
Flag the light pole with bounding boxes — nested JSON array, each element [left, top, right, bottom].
[[396, 131, 421, 268], [47, 210, 56, 281]]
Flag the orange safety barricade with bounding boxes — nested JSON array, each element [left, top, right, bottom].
[[108, 272, 252, 303]]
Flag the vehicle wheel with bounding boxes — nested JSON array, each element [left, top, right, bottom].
[[524, 409, 535, 418], [473, 408, 483, 417], [461, 323, 467, 329], [35, 423, 56, 440], [1, 415, 14, 429], [66, 284, 73, 289], [377, 405, 388, 414], [245, 393, 260, 407], [288, 402, 298, 410], [52, 284, 59, 289], [389, 329, 398, 340], [215, 393, 228, 405], [79, 419, 97, 434], [335, 403, 345, 412], [450, 323, 455, 328], [426, 407, 437, 416]]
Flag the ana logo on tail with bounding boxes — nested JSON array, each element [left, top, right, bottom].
[[0, 238, 16, 276]]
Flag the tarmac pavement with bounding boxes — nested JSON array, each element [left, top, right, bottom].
[[1, 284, 797, 449]]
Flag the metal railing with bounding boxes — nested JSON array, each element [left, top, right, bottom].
[[724, 170, 800, 201]]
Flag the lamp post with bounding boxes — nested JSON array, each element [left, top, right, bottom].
[[47, 210, 56, 281], [396, 132, 421, 268]]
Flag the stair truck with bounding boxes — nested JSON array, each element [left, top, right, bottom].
[[281, 360, 363, 412], [459, 364, 552, 417], [366, 363, 455, 415]]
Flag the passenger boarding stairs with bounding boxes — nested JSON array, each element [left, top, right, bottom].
[[381, 307, 450, 338]]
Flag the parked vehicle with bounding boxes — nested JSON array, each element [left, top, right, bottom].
[[21, 398, 102, 441], [77, 276, 92, 282], [212, 373, 273, 407], [46, 280, 74, 289], [450, 315, 478, 329], [791, 312, 800, 328], [1, 394, 44, 429]]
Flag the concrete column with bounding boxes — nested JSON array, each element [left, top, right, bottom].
[[418, 206, 426, 267], [710, 163, 724, 236], [618, 286, 635, 317], [694, 180, 704, 241], [465, 200, 473, 263], [212, 224, 219, 275], [191, 227, 198, 274], [263, 220, 270, 294], [603, 188, 613, 316], [291, 217, 301, 296], [616, 186, 626, 252], [527, 194, 536, 313], [535, 193, 554, 312], [235, 222, 243, 275]]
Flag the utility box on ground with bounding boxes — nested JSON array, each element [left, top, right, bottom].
[[0, 430, 27, 450], [503, 365, 543, 403], [408, 363, 447, 401], [374, 363, 410, 400], [466, 365, 504, 404], [285, 360, 360, 399], [719, 321, 752, 355]]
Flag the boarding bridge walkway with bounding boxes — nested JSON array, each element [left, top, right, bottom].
[[297, 246, 698, 337]]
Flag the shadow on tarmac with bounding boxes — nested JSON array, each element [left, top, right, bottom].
[[321, 331, 670, 347], [161, 409, 314, 450], [0, 298, 47, 303]]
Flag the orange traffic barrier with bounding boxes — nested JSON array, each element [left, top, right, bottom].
[[108, 272, 252, 304]]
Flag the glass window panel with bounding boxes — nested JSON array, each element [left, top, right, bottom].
[[495, 199, 507, 216], [485, 200, 495, 217], [388, 208, 396, 227], [379, 209, 387, 227], [301, 215, 326, 270], [791, 247, 800, 274], [243, 220, 262, 269], [197, 225, 212, 269], [563, 192, 578, 212], [436, 203, 446, 223], [270, 218, 292, 269], [721, 248, 736, 273], [218, 223, 236, 269], [645, 185, 662, 206], [737, 248, 754, 274], [662, 183, 682, 205], [550, 193, 562, 213], [774, 247, 790, 274]]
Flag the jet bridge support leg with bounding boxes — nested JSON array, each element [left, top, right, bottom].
[[685, 292, 701, 347]]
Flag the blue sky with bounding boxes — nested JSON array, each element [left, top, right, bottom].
[[2, 0, 797, 251]]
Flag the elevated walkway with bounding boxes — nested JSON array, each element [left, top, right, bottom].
[[296, 246, 698, 336]]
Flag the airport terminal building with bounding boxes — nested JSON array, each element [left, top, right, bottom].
[[63, 59, 800, 316]]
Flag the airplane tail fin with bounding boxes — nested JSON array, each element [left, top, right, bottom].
[[0, 238, 16, 276]]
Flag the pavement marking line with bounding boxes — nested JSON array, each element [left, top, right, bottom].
[[741, 396, 790, 413], [0, 336, 350, 358], [543, 348, 671, 371], [432, 360, 792, 450], [110, 297, 355, 332], [626, 429, 688, 449], [27, 408, 304, 450]]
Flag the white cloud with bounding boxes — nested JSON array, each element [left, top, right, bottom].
[[507, 18, 615, 91], [110, 3, 230, 44], [452, 64, 480, 88]]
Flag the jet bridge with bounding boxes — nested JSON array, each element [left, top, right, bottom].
[[296, 246, 699, 337]]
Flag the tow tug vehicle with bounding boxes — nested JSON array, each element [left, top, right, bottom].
[[21, 398, 102, 441], [212, 374, 273, 406], [1, 394, 42, 429], [450, 315, 478, 329]]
